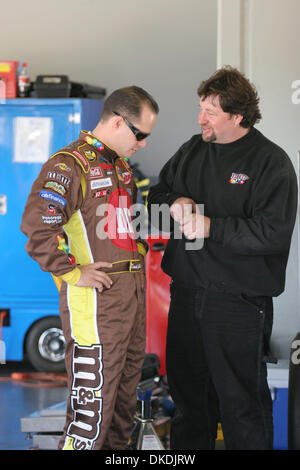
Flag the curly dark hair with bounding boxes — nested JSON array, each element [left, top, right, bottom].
[[197, 66, 261, 128]]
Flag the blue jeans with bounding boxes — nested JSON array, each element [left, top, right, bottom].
[[166, 281, 274, 450]]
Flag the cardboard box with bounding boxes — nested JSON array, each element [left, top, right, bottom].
[[0, 61, 18, 98]]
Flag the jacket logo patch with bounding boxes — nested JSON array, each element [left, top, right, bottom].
[[93, 189, 108, 198], [100, 162, 114, 171], [228, 172, 250, 184], [54, 162, 71, 172], [39, 191, 67, 207], [44, 181, 66, 195], [73, 151, 89, 171], [90, 167, 103, 178], [42, 215, 63, 224], [84, 135, 104, 151], [90, 177, 112, 190], [84, 150, 97, 161], [47, 171, 71, 186], [116, 165, 131, 184], [47, 203, 57, 214]]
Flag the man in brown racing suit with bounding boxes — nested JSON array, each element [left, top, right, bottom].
[[21, 86, 159, 450]]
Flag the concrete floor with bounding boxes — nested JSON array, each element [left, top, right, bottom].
[[1, 360, 288, 451], [0, 361, 226, 451], [0, 361, 67, 450]]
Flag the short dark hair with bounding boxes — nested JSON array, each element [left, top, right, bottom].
[[101, 85, 159, 121], [197, 66, 261, 128]]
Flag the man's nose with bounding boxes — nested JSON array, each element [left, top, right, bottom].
[[198, 110, 207, 125]]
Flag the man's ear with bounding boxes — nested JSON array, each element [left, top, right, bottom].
[[234, 114, 244, 127], [110, 114, 123, 132]]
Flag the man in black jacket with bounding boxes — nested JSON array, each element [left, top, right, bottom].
[[148, 66, 298, 450]]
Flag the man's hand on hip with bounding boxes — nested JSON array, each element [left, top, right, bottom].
[[76, 261, 113, 292]]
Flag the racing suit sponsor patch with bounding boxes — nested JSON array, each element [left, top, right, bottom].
[[42, 215, 63, 224], [47, 171, 71, 186], [39, 190, 67, 207], [84, 150, 97, 161], [90, 167, 103, 178], [93, 190, 108, 198], [116, 165, 131, 184], [100, 162, 114, 171], [83, 135, 104, 151], [44, 181, 66, 195], [72, 151, 89, 172], [91, 178, 112, 190], [56, 233, 69, 253], [47, 203, 57, 214], [54, 162, 71, 172]]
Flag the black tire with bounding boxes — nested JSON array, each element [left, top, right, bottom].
[[25, 317, 66, 372]]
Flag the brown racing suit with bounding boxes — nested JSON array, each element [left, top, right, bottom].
[[21, 131, 147, 450]]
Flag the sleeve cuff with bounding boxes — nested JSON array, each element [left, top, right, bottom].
[[209, 218, 225, 243], [166, 193, 183, 207], [60, 267, 81, 285]]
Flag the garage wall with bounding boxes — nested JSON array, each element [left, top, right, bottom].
[[217, 0, 300, 359], [0, 0, 218, 175], [4, 0, 298, 358]]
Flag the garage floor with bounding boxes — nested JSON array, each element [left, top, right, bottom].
[[0, 361, 225, 451], [0, 361, 68, 450]]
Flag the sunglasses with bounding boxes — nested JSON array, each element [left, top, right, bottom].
[[113, 111, 150, 141]]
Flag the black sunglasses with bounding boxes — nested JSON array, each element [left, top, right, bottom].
[[113, 111, 150, 141]]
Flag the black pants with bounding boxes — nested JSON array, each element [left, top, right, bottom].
[[166, 281, 274, 450]]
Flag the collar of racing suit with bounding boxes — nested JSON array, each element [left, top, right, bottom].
[[79, 130, 119, 163]]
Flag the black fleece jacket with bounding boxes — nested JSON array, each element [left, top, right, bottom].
[[148, 127, 298, 297]]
